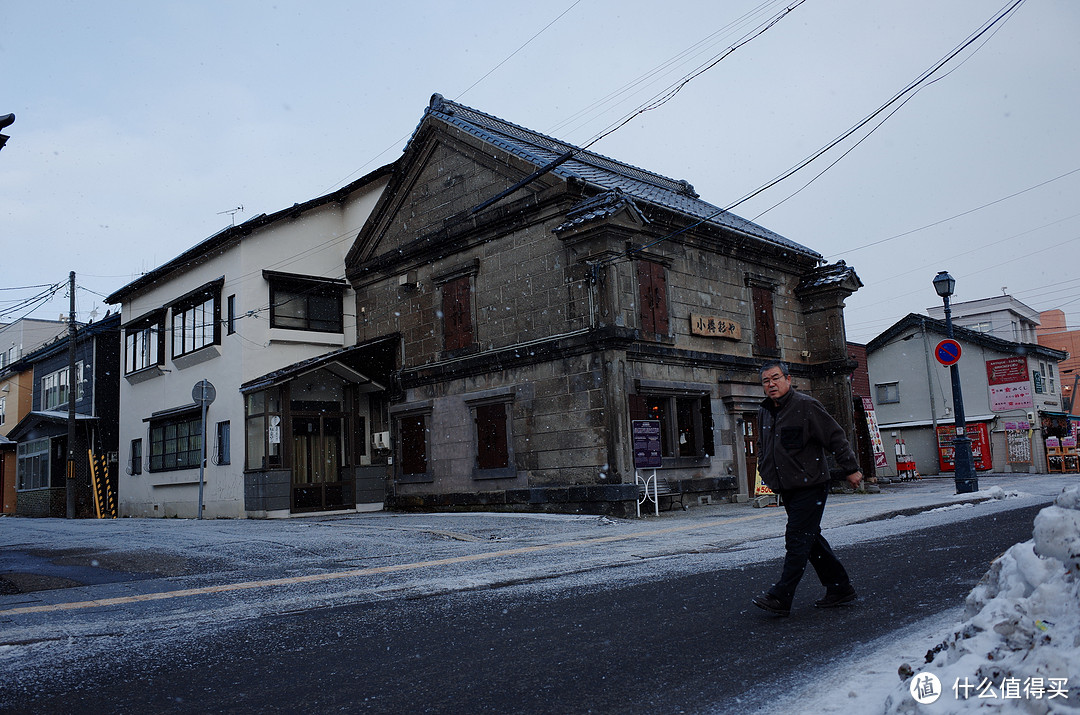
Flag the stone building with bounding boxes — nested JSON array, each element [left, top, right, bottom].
[[344, 94, 861, 515]]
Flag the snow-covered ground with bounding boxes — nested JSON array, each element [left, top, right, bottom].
[[784, 485, 1080, 714], [2, 476, 1077, 712]]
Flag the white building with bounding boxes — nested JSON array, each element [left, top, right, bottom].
[[106, 167, 391, 518], [926, 294, 1040, 344], [867, 313, 1067, 477]]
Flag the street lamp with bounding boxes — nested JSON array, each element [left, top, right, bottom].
[[934, 271, 978, 494], [0, 113, 14, 153]]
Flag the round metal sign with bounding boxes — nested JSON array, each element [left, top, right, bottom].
[[192, 379, 217, 406], [934, 339, 962, 367]]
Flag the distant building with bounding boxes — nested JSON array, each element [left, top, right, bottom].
[[1037, 310, 1079, 416], [1, 318, 76, 515], [867, 314, 1067, 476], [0, 318, 71, 372], [926, 294, 1039, 343], [5, 314, 121, 517]]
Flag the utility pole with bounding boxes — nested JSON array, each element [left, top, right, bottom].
[[66, 271, 77, 518]]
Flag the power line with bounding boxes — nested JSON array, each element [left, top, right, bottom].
[[728, 0, 1027, 213], [323, 1, 581, 195], [579, 0, 808, 152], [455, 1, 583, 102], [600, 0, 1029, 267], [547, 0, 788, 139], [826, 167, 1080, 260]]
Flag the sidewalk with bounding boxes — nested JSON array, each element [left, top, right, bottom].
[[2, 473, 1076, 609]]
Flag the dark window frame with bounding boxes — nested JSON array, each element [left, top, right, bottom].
[[630, 389, 714, 465], [123, 309, 166, 375], [469, 398, 515, 480], [149, 412, 203, 473], [442, 275, 474, 354], [215, 420, 231, 465], [169, 279, 223, 359], [750, 284, 779, 356], [227, 294, 237, 335], [265, 271, 345, 334], [130, 438, 143, 475], [395, 410, 432, 484]]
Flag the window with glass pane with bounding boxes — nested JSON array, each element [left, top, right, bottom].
[[149, 414, 203, 472], [17, 438, 50, 490], [640, 393, 713, 459], [269, 279, 343, 333], [125, 314, 164, 374], [173, 296, 217, 357], [244, 389, 282, 469]]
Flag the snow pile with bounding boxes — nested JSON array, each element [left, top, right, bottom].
[[884, 486, 1080, 714]]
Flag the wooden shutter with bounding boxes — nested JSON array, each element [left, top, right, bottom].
[[399, 415, 428, 475], [442, 276, 473, 351], [637, 262, 669, 337], [475, 403, 509, 470], [752, 285, 777, 351]]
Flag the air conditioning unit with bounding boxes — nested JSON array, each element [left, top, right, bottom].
[[372, 431, 390, 451]]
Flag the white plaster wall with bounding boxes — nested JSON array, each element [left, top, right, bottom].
[[118, 177, 388, 518]]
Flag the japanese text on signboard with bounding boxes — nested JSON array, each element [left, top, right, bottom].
[[690, 314, 741, 340]]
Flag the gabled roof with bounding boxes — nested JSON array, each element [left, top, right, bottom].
[[239, 334, 397, 394], [105, 165, 395, 305], [866, 313, 1069, 361], [413, 94, 819, 259]]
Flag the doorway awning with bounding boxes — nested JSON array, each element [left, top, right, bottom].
[[240, 336, 396, 395]]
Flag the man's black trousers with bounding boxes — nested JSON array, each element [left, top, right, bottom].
[[768, 482, 850, 605]]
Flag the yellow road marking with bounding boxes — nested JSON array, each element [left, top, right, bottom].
[[0, 512, 778, 617]]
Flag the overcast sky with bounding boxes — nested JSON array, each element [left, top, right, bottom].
[[2, 0, 1077, 344]]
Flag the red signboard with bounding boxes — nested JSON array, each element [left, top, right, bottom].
[[986, 356, 1029, 385], [937, 423, 992, 472]]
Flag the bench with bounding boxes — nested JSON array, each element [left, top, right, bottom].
[[636, 474, 687, 517]]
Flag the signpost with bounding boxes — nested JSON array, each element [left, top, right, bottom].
[[632, 420, 662, 516], [192, 380, 216, 519]]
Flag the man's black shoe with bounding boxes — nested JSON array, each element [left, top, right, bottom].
[[814, 585, 857, 608], [752, 593, 791, 617]]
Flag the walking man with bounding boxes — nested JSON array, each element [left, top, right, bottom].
[[752, 361, 863, 617]]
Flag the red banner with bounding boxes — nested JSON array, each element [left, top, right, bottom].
[[986, 357, 1029, 385]]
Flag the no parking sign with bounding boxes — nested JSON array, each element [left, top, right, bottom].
[[934, 339, 962, 366]]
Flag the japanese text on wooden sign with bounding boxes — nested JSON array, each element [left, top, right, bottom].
[[690, 314, 741, 340]]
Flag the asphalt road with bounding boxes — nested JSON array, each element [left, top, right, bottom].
[[2, 503, 1043, 715]]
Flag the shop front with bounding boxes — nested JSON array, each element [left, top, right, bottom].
[[241, 344, 394, 516]]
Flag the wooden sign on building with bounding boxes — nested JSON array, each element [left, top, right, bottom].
[[691, 314, 741, 340]]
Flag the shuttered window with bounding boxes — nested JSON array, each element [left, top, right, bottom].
[[751, 285, 778, 353], [637, 261, 669, 337], [475, 403, 509, 471], [399, 414, 429, 478], [443, 276, 473, 352]]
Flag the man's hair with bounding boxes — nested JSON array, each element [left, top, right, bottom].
[[759, 360, 790, 379]]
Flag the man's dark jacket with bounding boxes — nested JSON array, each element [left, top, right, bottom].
[[757, 389, 860, 492]]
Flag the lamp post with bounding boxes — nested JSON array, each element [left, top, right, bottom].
[[933, 271, 978, 493]]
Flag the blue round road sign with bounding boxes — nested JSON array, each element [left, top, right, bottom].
[[935, 339, 962, 366]]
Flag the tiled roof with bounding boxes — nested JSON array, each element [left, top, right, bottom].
[[414, 94, 819, 259], [795, 260, 863, 292], [552, 189, 648, 234]]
